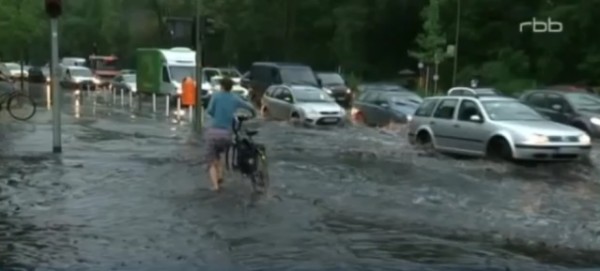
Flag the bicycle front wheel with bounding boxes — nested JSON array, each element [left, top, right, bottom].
[[250, 146, 270, 194], [8, 93, 36, 121]]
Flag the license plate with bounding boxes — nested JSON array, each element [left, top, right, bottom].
[[558, 147, 579, 153], [322, 117, 338, 123]]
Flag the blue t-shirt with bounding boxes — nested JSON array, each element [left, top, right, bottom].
[[206, 92, 256, 131]]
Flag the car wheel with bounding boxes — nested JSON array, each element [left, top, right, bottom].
[[290, 111, 302, 125], [416, 130, 434, 152], [354, 111, 365, 124], [486, 136, 513, 161], [261, 106, 271, 119]]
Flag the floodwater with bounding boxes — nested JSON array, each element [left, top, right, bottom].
[[1, 88, 600, 270]]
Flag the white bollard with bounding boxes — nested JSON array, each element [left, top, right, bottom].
[[165, 95, 170, 117], [112, 87, 116, 105], [188, 106, 193, 120], [128, 91, 133, 108], [87, 84, 91, 97], [152, 93, 157, 113], [120, 88, 124, 106], [176, 97, 181, 121]]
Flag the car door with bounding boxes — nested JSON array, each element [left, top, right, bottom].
[[449, 99, 488, 154], [264, 86, 282, 118], [355, 92, 380, 125], [277, 87, 295, 119], [369, 94, 395, 126], [430, 98, 460, 149], [545, 93, 573, 124]]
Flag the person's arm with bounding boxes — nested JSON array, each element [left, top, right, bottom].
[[237, 97, 257, 117], [206, 94, 216, 117]]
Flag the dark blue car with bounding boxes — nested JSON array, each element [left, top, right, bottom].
[[351, 90, 422, 126]]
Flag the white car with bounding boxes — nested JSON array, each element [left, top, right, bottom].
[[60, 65, 101, 89], [261, 85, 346, 125], [209, 75, 249, 99]]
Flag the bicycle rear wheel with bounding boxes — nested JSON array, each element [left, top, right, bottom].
[[7, 93, 36, 121], [250, 145, 270, 194]]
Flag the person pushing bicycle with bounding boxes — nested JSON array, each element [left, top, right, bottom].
[[205, 76, 257, 192]]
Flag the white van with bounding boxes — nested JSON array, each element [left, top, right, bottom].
[[158, 47, 196, 95]]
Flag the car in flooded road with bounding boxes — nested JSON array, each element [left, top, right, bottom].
[[351, 90, 422, 126], [60, 65, 100, 90], [316, 72, 352, 107], [408, 87, 592, 161], [520, 89, 600, 138], [261, 85, 346, 125]]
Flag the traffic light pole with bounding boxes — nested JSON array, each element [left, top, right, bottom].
[[193, 0, 203, 132], [50, 18, 62, 153]]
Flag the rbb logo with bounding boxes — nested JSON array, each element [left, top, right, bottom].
[[519, 17, 562, 33], [45, 0, 62, 18]]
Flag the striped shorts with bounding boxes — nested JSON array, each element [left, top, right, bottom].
[[204, 128, 232, 163]]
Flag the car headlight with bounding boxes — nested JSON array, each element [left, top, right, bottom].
[[92, 78, 100, 84], [524, 134, 549, 144], [579, 134, 591, 144], [323, 88, 332, 94], [406, 115, 413, 122], [177, 88, 182, 94], [591, 117, 600, 126], [346, 88, 351, 94], [304, 108, 318, 115]]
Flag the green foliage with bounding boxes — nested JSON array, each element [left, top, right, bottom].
[[0, 0, 598, 91]]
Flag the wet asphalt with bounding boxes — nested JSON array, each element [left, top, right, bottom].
[[1, 86, 600, 270]]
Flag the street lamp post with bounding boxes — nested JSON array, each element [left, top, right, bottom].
[[418, 61, 424, 89], [424, 63, 430, 96], [451, 0, 461, 86]]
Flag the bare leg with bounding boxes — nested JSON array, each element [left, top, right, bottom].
[[208, 160, 220, 191]]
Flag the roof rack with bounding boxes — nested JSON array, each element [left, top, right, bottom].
[[447, 87, 479, 98]]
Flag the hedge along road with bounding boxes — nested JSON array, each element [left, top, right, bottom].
[[1, 91, 600, 270]]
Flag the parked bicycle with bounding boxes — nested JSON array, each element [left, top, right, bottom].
[[0, 85, 36, 121], [226, 115, 270, 194]]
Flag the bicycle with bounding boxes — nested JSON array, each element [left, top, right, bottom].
[[0, 86, 36, 121], [226, 115, 270, 194]]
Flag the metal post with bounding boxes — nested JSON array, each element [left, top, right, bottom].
[[424, 65, 430, 96], [452, 0, 461, 85], [188, 106, 193, 120], [433, 62, 439, 93], [50, 19, 61, 153], [19, 58, 25, 92], [165, 95, 170, 116], [129, 91, 133, 108], [120, 88, 124, 106], [177, 96, 182, 121], [193, 0, 204, 131], [152, 93, 157, 113], [87, 84, 91, 97], [112, 87, 116, 104]]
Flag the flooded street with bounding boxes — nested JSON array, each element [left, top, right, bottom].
[[1, 89, 600, 270]]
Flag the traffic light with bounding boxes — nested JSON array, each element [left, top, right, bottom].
[[45, 0, 62, 18]]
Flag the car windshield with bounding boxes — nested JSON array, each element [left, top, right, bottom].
[[219, 68, 241, 78], [293, 89, 334, 103], [281, 67, 318, 87], [123, 74, 136, 83], [71, 68, 93, 77], [565, 93, 600, 111], [169, 66, 194, 82], [482, 100, 544, 121], [317, 73, 344, 85]]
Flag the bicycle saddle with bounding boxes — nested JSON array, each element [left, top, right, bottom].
[[246, 130, 258, 136]]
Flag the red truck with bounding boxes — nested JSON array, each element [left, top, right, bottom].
[[88, 55, 119, 87]]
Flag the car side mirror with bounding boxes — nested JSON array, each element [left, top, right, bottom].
[[469, 115, 482, 122], [551, 104, 562, 111]]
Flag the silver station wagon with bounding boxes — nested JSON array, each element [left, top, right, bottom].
[[407, 87, 592, 161]]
